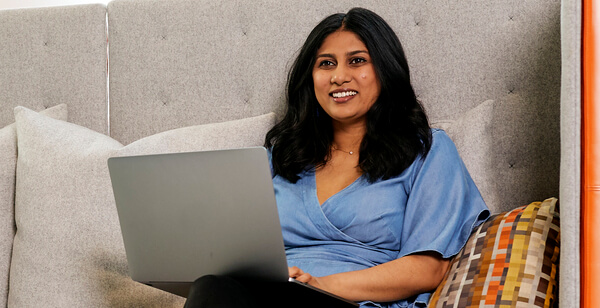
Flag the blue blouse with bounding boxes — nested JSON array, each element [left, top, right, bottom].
[[271, 129, 490, 308]]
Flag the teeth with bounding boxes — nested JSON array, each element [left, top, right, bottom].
[[332, 91, 357, 98]]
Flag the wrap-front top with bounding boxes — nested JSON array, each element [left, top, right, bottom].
[[272, 129, 490, 307]]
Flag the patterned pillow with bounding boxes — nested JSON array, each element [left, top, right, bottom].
[[429, 198, 559, 307]]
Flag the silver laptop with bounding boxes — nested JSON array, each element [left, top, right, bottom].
[[107, 147, 358, 306]]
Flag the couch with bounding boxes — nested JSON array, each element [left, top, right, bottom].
[[0, 0, 580, 307]]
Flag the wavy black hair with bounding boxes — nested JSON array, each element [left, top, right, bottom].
[[265, 7, 432, 183]]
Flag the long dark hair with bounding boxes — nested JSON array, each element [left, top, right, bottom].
[[265, 7, 432, 183]]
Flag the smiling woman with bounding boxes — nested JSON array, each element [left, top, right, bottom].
[[185, 7, 490, 308], [267, 8, 432, 185]]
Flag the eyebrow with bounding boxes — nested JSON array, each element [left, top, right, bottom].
[[315, 50, 369, 59]]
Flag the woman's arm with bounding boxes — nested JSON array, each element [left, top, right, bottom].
[[289, 251, 449, 303]]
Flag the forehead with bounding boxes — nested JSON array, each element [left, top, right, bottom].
[[316, 30, 368, 54]]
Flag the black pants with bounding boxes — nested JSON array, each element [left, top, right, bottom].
[[183, 275, 357, 308], [183, 275, 257, 308]]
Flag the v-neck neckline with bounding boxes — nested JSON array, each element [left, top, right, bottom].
[[300, 171, 367, 245], [310, 171, 363, 207]]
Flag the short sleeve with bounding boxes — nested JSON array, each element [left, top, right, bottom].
[[398, 130, 490, 259]]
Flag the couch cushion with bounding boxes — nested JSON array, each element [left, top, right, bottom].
[[428, 198, 559, 307], [8, 106, 276, 307], [431, 99, 496, 212], [0, 104, 67, 308]]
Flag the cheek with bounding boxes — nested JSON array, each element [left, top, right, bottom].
[[362, 69, 380, 93], [359, 74, 378, 92], [312, 72, 328, 89]]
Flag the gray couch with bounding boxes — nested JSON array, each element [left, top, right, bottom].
[[0, 0, 580, 307]]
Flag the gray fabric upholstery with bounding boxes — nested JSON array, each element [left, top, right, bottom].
[[432, 100, 496, 211], [106, 1, 570, 303], [560, 0, 582, 307], [0, 105, 67, 308], [108, 0, 561, 214], [9, 107, 275, 307], [0, 0, 580, 306], [10, 107, 179, 307], [0, 4, 108, 134]]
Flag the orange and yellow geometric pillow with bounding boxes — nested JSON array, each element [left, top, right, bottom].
[[429, 198, 559, 307]]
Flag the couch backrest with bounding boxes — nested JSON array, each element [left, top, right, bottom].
[[0, 1, 581, 307], [0, 4, 108, 307], [561, 0, 583, 306], [0, 4, 108, 134], [107, 0, 561, 215]]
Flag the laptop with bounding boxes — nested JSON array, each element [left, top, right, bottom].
[[107, 147, 358, 307]]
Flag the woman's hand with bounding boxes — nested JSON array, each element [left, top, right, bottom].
[[289, 252, 449, 303], [288, 266, 327, 291], [288, 266, 310, 282]]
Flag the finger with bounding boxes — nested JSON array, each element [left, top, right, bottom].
[[294, 272, 313, 283], [288, 266, 303, 277]]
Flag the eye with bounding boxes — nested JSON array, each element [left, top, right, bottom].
[[350, 57, 367, 65], [317, 60, 336, 67]]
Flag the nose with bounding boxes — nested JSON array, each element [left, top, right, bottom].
[[330, 66, 352, 85]]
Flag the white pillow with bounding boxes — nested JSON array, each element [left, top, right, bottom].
[[431, 99, 496, 211], [0, 104, 68, 308], [9, 106, 276, 307]]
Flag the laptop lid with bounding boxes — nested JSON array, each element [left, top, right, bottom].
[[107, 147, 289, 296]]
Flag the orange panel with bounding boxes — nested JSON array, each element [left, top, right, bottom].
[[582, 0, 600, 307]]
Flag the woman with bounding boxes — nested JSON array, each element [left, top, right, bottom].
[[185, 7, 489, 308]]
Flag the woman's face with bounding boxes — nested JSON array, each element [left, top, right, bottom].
[[312, 30, 381, 127]]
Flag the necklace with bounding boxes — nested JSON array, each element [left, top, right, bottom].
[[332, 146, 355, 155]]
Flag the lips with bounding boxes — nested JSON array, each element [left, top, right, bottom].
[[331, 91, 357, 98], [329, 89, 358, 102]]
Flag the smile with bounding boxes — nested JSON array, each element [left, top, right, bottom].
[[331, 91, 357, 98]]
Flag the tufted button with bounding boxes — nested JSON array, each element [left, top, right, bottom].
[[509, 16, 514, 21], [413, 16, 422, 27], [158, 90, 169, 106]]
